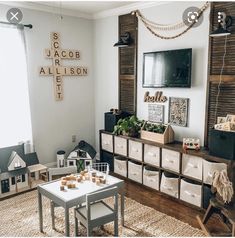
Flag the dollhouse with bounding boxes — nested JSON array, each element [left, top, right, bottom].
[[0, 144, 47, 197], [62, 140, 96, 170]]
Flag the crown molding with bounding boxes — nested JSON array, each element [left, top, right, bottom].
[[0, 1, 172, 20], [92, 1, 172, 19], [0, 1, 93, 19]]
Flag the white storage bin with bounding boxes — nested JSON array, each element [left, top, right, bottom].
[[182, 154, 203, 180], [143, 166, 159, 190], [101, 133, 113, 153], [203, 160, 227, 185], [180, 178, 202, 207], [160, 172, 179, 198], [128, 160, 142, 183], [129, 140, 142, 162], [114, 136, 127, 156], [114, 157, 127, 177], [144, 144, 160, 167], [162, 149, 180, 173]]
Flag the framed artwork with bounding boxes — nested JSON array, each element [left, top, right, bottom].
[[148, 104, 164, 123], [169, 97, 189, 127], [217, 117, 226, 124], [225, 114, 235, 123]]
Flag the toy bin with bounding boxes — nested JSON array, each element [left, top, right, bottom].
[[203, 159, 227, 185], [203, 184, 214, 209], [104, 111, 131, 132], [143, 166, 159, 190], [144, 144, 160, 167], [209, 129, 235, 160], [114, 156, 127, 177], [114, 136, 127, 156], [128, 140, 142, 162], [180, 178, 202, 207], [101, 133, 113, 153], [128, 160, 142, 184], [160, 171, 179, 198], [162, 149, 180, 173], [182, 154, 203, 181]]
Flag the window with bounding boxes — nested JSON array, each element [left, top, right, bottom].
[[0, 25, 32, 148], [22, 174, 25, 182], [16, 175, 21, 183], [11, 177, 15, 185]]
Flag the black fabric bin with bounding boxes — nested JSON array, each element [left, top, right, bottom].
[[209, 129, 235, 160], [104, 111, 131, 132], [100, 151, 114, 172], [203, 184, 214, 209]]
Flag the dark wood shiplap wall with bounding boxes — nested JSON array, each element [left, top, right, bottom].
[[205, 2, 235, 145], [210, 2, 235, 76], [119, 14, 138, 115]]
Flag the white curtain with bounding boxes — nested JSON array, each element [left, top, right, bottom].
[[0, 24, 32, 148]]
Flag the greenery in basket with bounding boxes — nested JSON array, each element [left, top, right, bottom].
[[113, 115, 144, 137], [142, 122, 166, 134]]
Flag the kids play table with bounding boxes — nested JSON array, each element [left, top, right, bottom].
[[37, 174, 125, 236]]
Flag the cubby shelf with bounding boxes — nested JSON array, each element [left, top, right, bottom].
[[99, 130, 232, 210]]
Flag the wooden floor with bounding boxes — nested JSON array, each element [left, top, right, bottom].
[[120, 175, 230, 235]]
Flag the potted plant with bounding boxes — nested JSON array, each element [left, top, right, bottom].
[[141, 121, 174, 144], [142, 123, 166, 134], [113, 115, 144, 137]]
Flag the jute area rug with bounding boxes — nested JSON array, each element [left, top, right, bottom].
[[0, 190, 204, 237]]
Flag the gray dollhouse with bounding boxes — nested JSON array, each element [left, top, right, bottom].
[[0, 143, 47, 197]]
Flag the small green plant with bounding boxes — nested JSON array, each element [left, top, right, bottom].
[[113, 115, 144, 137], [142, 122, 166, 134]]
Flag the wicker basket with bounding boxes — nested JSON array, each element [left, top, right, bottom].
[[140, 122, 174, 144]]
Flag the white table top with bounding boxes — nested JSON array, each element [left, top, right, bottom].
[[39, 174, 124, 203]]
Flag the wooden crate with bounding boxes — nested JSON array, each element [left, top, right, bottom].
[[140, 124, 174, 144]]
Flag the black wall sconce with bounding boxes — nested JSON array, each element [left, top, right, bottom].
[[210, 12, 233, 37], [113, 32, 132, 47]]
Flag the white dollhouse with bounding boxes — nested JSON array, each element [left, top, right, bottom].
[[56, 140, 96, 170], [0, 144, 47, 197]]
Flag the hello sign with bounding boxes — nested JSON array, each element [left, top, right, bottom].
[[39, 32, 88, 101]]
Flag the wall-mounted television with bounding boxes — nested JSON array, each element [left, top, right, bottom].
[[143, 48, 192, 88]]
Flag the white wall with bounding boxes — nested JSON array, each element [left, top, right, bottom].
[[0, 4, 95, 164], [94, 16, 119, 150], [94, 1, 210, 148], [0, 1, 210, 163], [137, 2, 209, 144]]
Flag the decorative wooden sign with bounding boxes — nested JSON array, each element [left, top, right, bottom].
[[39, 32, 88, 101], [144, 91, 167, 103], [169, 97, 189, 127], [148, 104, 164, 123]]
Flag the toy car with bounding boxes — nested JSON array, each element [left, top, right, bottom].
[[183, 138, 200, 151]]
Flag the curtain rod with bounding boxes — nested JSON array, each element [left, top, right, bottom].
[[0, 21, 33, 29]]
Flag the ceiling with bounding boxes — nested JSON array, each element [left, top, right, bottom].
[[37, 1, 138, 15], [0, 1, 166, 19]]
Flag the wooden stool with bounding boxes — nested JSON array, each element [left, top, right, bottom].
[[197, 198, 235, 236]]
